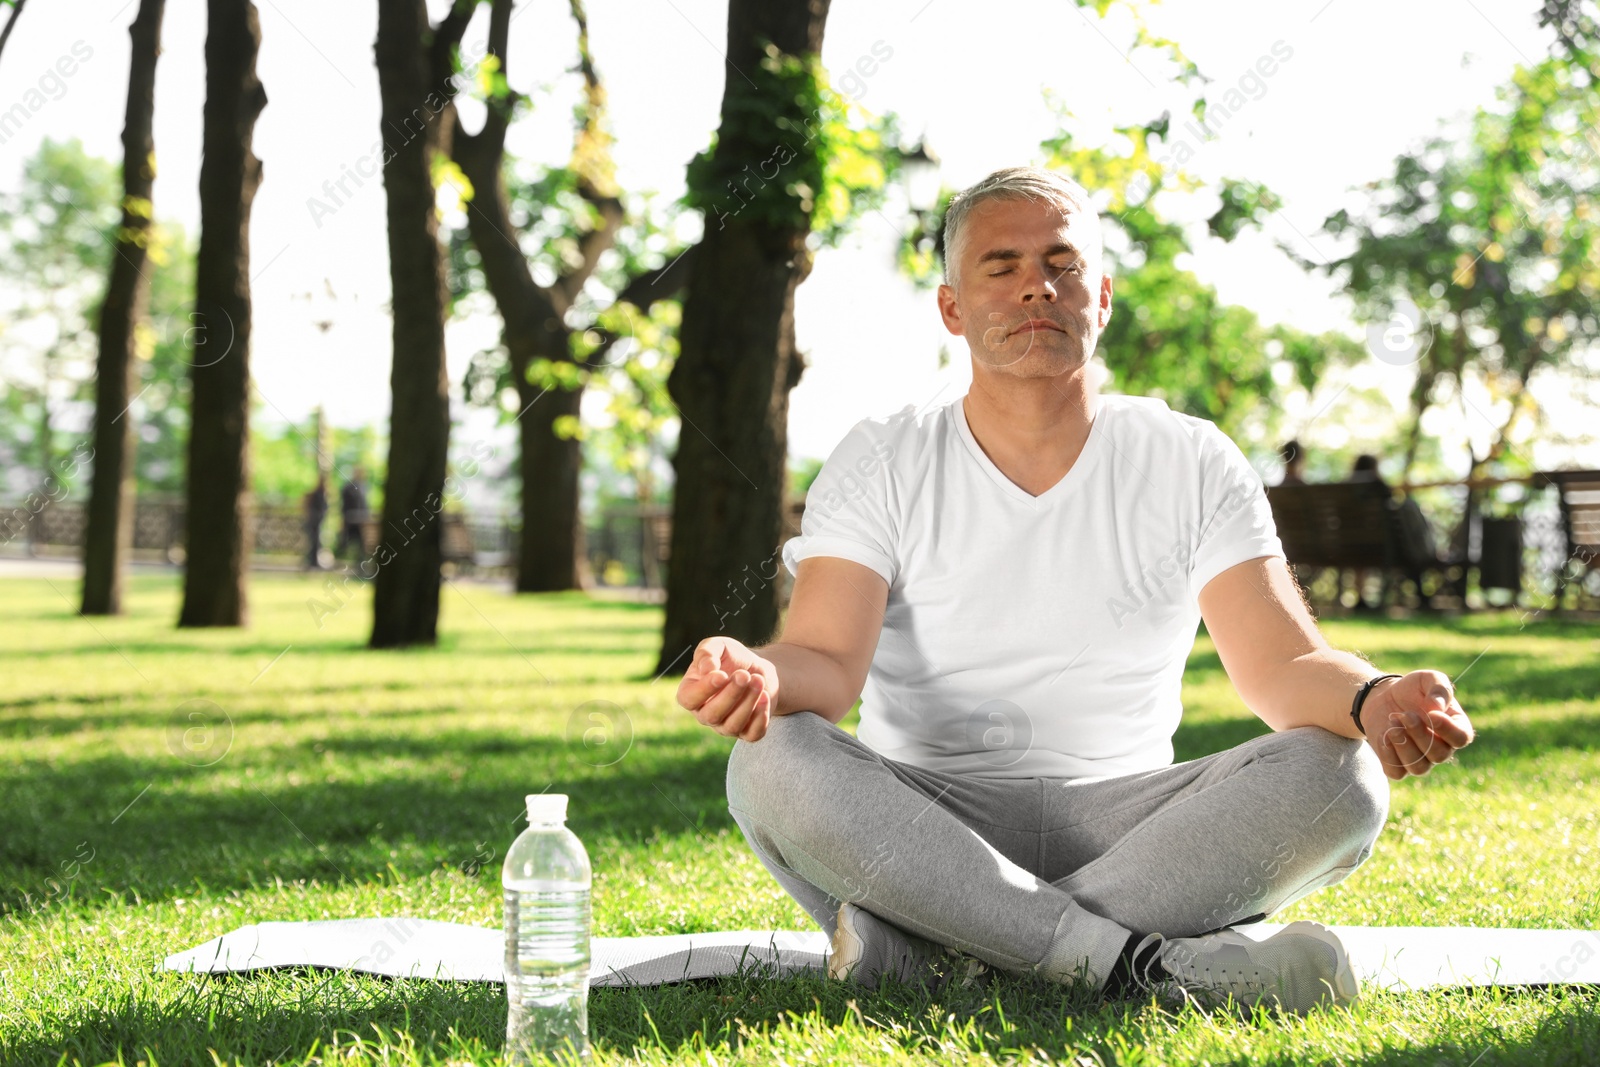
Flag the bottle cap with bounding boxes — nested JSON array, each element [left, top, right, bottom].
[[525, 793, 568, 824]]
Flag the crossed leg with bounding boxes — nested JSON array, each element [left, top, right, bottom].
[[725, 710, 1389, 985]]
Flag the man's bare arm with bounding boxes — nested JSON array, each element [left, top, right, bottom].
[[676, 556, 887, 740], [1197, 556, 1474, 779]]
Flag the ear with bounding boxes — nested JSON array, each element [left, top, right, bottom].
[[936, 283, 965, 337], [1097, 271, 1113, 330]]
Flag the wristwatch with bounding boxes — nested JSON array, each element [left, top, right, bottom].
[[1351, 673, 1402, 734]]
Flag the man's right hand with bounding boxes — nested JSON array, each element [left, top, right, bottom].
[[677, 636, 777, 742]]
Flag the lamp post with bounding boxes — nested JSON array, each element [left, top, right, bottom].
[[901, 136, 942, 215], [895, 135, 944, 279]]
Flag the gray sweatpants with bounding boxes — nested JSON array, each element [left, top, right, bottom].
[[726, 710, 1390, 986]]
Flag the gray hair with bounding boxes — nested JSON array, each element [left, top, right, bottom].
[[940, 166, 1101, 292]]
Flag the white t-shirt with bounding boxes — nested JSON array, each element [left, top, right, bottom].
[[780, 392, 1283, 780]]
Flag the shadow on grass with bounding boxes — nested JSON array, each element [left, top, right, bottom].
[[0, 632, 659, 663], [0, 690, 544, 740], [8, 694, 1599, 918], [7, 964, 1598, 1067], [0, 731, 737, 915]]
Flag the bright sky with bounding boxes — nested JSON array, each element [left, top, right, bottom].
[[1, 0, 1593, 472]]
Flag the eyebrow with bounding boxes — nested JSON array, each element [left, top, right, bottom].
[[974, 242, 1081, 268]]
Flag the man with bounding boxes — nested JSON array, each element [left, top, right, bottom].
[[302, 475, 328, 571], [675, 167, 1474, 1015], [1279, 439, 1307, 486], [337, 466, 370, 561]]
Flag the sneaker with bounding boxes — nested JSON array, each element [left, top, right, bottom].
[[1134, 921, 1359, 1015], [827, 902, 990, 992]]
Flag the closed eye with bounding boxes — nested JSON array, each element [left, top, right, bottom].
[[989, 263, 1082, 277]]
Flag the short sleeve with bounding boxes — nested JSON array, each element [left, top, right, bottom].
[[782, 422, 899, 587], [1186, 425, 1284, 597]]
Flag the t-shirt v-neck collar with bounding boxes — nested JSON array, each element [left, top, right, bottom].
[[954, 394, 1109, 508]]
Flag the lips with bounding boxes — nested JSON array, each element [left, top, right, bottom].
[[1013, 319, 1064, 335]]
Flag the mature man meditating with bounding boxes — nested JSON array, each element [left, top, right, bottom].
[[674, 166, 1476, 1014]]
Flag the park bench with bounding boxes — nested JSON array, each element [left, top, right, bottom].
[[440, 515, 476, 571], [1264, 480, 1446, 608], [1534, 468, 1600, 608]]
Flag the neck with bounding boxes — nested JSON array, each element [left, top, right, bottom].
[[962, 364, 1100, 496]]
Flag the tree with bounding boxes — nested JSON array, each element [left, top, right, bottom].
[[654, 0, 916, 673], [177, 0, 266, 628], [654, 0, 830, 673], [0, 140, 117, 497], [447, 0, 629, 593], [82, 0, 166, 616], [367, 0, 472, 647], [1306, 24, 1600, 488], [452, 171, 699, 574]]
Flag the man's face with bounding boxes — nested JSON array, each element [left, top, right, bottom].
[[936, 195, 1113, 380]]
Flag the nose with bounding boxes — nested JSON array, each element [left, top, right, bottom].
[[1019, 258, 1058, 304]]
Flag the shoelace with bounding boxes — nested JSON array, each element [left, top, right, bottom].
[[1166, 952, 1276, 1003]]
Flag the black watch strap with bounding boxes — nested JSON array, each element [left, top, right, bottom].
[[1351, 673, 1402, 735]]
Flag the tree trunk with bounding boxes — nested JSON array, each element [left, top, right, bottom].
[[82, 0, 166, 616], [178, 0, 264, 629], [369, 0, 455, 647], [515, 376, 585, 589], [448, 0, 625, 595], [36, 360, 51, 491], [453, 111, 587, 594], [654, 0, 828, 675]]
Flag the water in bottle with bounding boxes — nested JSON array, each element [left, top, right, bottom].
[[504, 793, 592, 1064]]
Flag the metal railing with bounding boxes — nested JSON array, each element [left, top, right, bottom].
[[0, 497, 808, 596]]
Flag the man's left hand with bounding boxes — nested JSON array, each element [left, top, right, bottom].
[[1364, 669, 1475, 780]]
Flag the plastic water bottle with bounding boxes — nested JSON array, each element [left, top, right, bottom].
[[503, 793, 592, 1064]]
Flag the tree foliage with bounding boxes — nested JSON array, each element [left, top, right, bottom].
[[1304, 5, 1600, 479], [683, 40, 904, 247], [0, 138, 118, 492], [0, 139, 209, 501], [1054, 123, 1364, 442]]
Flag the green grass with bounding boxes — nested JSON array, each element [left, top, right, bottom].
[[1, 572, 1597, 1066]]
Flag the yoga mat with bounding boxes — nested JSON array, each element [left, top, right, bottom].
[[163, 918, 1600, 991], [163, 918, 829, 986]]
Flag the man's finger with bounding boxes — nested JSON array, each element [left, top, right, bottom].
[[677, 665, 729, 711], [677, 643, 726, 708], [719, 677, 764, 737], [1393, 713, 1451, 764], [697, 672, 750, 726], [1422, 704, 1473, 748], [739, 694, 770, 742], [1385, 727, 1431, 777]]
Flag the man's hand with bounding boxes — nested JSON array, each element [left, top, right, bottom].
[[676, 637, 778, 742], [1363, 669, 1475, 780]]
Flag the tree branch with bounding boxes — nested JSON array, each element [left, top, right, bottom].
[[615, 244, 698, 308], [0, 0, 29, 71], [430, 0, 476, 77], [551, 0, 625, 308]]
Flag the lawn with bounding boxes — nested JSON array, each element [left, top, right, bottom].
[[1, 571, 1597, 1066]]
